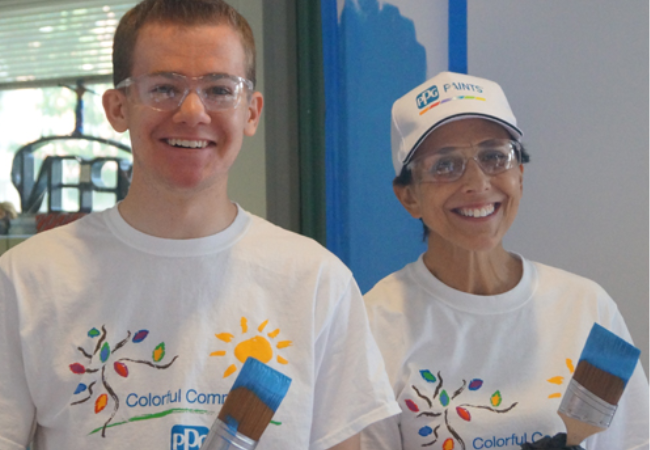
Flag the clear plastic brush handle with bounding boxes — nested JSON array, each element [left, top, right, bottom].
[[201, 418, 257, 450]]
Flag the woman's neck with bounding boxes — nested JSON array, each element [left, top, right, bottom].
[[422, 238, 522, 296]]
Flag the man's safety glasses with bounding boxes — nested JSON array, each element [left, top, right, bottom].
[[408, 139, 522, 183], [116, 72, 254, 112]]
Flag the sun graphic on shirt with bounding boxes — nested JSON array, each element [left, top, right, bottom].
[[546, 358, 575, 399], [210, 317, 292, 378]]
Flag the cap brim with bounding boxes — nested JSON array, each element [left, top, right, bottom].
[[403, 113, 523, 167]]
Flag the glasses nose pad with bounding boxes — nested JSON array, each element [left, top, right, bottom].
[[462, 156, 491, 180], [177, 87, 207, 112]]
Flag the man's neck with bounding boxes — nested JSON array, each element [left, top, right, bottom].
[[117, 180, 238, 239]]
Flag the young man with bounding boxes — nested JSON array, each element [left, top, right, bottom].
[[0, 1, 399, 449]]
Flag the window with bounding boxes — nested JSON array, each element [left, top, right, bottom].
[[0, 0, 136, 86], [0, 0, 136, 214]]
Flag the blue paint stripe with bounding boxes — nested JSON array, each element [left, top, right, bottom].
[[321, 0, 349, 262], [448, 0, 467, 73]]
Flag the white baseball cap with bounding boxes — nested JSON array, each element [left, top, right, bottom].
[[391, 71, 523, 175]]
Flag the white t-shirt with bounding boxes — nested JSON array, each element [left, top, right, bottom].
[[0, 205, 400, 450], [361, 255, 649, 450]]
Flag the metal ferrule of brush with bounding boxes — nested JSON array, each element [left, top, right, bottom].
[[558, 378, 617, 429], [201, 418, 257, 450]]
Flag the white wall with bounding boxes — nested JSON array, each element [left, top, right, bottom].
[[468, 1, 648, 373]]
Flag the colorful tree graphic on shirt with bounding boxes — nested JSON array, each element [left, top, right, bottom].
[[404, 370, 518, 449], [69, 326, 179, 437]]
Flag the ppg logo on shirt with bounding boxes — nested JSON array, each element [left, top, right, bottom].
[[171, 425, 209, 450], [416, 85, 439, 109]]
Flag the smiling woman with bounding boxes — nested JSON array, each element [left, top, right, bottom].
[[396, 119, 524, 273], [360, 71, 649, 450]]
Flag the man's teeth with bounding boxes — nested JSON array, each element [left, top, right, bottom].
[[458, 204, 496, 218], [167, 139, 209, 148]]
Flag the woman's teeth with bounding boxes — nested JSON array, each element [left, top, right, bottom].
[[167, 139, 209, 148], [457, 204, 496, 218]]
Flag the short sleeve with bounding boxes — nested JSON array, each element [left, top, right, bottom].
[[310, 277, 400, 450], [0, 264, 36, 449], [360, 414, 402, 450]]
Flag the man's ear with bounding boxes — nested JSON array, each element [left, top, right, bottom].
[[102, 89, 129, 133], [243, 91, 264, 137], [393, 183, 422, 219]]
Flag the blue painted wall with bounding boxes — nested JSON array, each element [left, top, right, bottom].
[[322, 0, 457, 292]]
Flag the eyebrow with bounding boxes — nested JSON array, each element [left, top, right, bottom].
[[476, 139, 509, 147], [146, 71, 235, 79], [431, 139, 510, 153], [146, 71, 179, 78], [430, 146, 458, 155]]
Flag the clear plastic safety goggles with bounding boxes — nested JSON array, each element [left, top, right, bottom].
[[116, 72, 254, 112], [408, 139, 522, 183]]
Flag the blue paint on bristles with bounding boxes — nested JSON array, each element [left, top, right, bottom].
[[579, 323, 640, 386], [232, 357, 292, 412]]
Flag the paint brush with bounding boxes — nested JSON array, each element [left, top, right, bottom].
[[557, 323, 640, 447], [201, 357, 292, 450]]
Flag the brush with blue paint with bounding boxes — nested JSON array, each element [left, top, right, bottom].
[[556, 323, 641, 447], [201, 357, 292, 450]]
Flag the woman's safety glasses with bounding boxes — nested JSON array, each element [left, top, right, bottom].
[[116, 72, 253, 112], [408, 139, 522, 183]]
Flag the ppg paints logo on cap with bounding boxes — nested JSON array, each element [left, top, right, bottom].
[[416, 85, 439, 109], [171, 425, 209, 450]]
